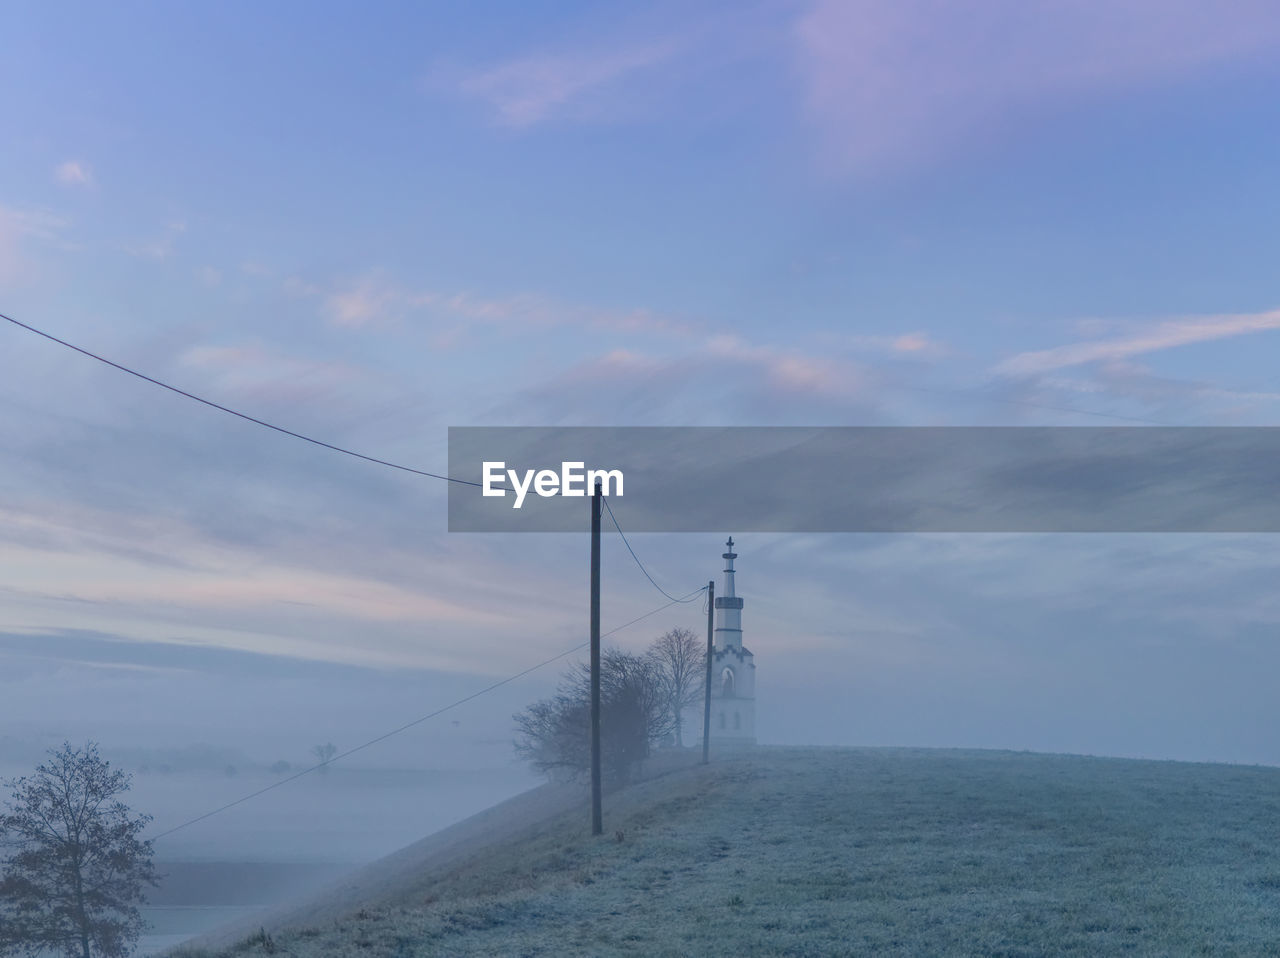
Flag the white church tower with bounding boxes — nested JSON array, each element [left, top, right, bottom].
[[709, 536, 756, 746]]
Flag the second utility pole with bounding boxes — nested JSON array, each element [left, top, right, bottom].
[[590, 479, 603, 836], [702, 579, 714, 765]]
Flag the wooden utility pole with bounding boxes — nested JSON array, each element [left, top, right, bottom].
[[701, 579, 714, 765], [590, 479, 603, 835]]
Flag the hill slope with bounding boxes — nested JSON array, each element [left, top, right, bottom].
[[177, 747, 1280, 956]]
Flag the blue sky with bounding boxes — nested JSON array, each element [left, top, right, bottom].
[[4, 0, 1280, 785]]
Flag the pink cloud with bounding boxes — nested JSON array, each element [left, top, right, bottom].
[[996, 308, 1280, 377], [891, 332, 936, 354], [178, 343, 364, 404], [458, 38, 684, 128], [532, 335, 867, 418], [532, 348, 681, 395], [818, 330, 948, 359], [54, 161, 93, 187], [309, 270, 693, 339], [325, 273, 403, 328], [707, 334, 863, 398], [794, 0, 1280, 172], [437, 290, 691, 337]]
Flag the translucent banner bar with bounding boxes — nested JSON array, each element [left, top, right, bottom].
[[447, 427, 1280, 532]]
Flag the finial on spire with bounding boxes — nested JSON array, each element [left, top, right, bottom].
[[726, 536, 734, 549]]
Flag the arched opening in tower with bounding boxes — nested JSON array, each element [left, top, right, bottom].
[[721, 667, 735, 698]]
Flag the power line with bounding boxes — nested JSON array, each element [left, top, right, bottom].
[[2, 311, 710, 836], [3, 310, 1179, 494], [149, 585, 706, 842], [0, 311, 480, 486], [603, 496, 701, 604], [5, 307, 1187, 440]]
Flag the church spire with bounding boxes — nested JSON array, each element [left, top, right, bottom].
[[722, 536, 737, 598], [714, 536, 744, 651], [705, 535, 755, 748]]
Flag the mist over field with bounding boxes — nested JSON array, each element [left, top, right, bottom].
[[0, 641, 540, 862]]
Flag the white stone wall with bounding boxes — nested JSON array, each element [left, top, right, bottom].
[[709, 646, 755, 745]]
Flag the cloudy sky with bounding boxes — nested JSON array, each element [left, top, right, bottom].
[[4, 0, 1280, 814]]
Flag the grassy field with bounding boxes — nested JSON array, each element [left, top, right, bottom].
[[175, 747, 1280, 956]]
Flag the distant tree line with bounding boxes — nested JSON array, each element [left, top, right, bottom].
[[514, 627, 704, 785]]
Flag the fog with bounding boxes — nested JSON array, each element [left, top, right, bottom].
[[6, 530, 1280, 866], [5, 531, 1280, 952], [5, 2, 1280, 951], [0, 637, 544, 862]]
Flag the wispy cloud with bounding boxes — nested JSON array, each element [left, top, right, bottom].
[[124, 220, 186, 260], [457, 37, 684, 128], [1041, 363, 1280, 409], [509, 332, 875, 425], [310, 270, 693, 338], [0, 206, 67, 282], [54, 161, 93, 188], [707, 334, 863, 399], [0, 207, 65, 242], [794, 0, 1280, 173], [540, 334, 863, 402], [996, 308, 1280, 377], [325, 273, 403, 328], [434, 289, 691, 337], [178, 343, 365, 405], [817, 329, 948, 360], [0, 501, 571, 672]]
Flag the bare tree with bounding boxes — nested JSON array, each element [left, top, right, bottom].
[[311, 742, 337, 774], [0, 742, 157, 958], [648, 627, 706, 747], [514, 648, 673, 786]]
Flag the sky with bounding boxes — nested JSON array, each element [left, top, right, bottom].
[[4, 0, 1280, 852]]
